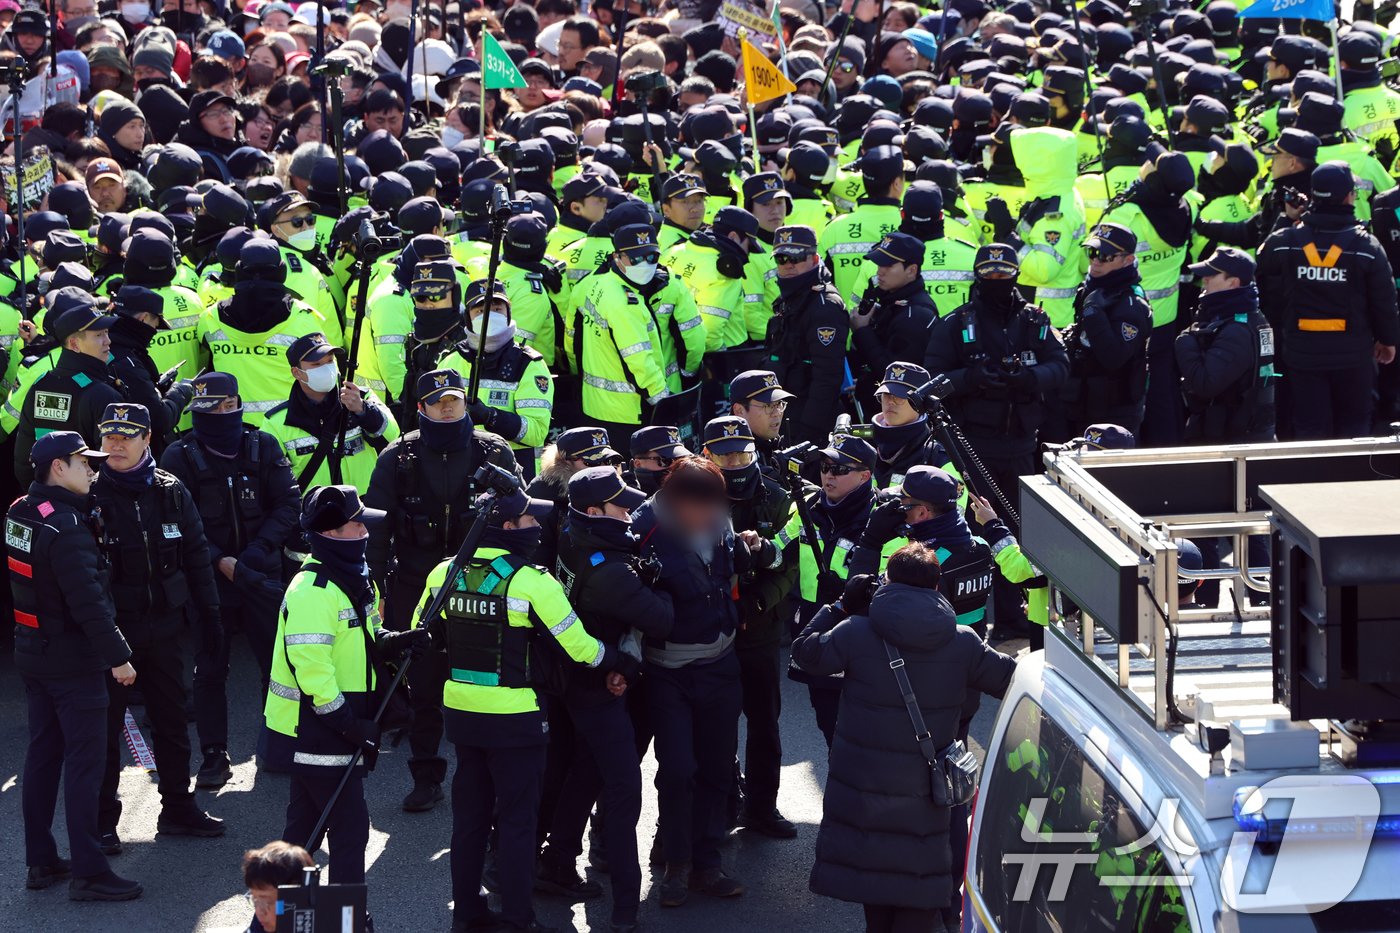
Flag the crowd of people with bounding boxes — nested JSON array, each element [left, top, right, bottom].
[[5, 0, 1400, 930]]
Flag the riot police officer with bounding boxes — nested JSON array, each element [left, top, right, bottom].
[[9, 432, 141, 902], [766, 224, 849, 447], [539, 466, 668, 931], [92, 403, 225, 849], [728, 369, 796, 479], [265, 485, 426, 889], [849, 232, 938, 409], [363, 368, 520, 813], [1059, 223, 1152, 439], [1177, 248, 1277, 443], [628, 425, 690, 495], [704, 416, 798, 840], [159, 373, 301, 788], [1257, 161, 1400, 439], [107, 285, 197, 450], [15, 291, 122, 481], [412, 488, 630, 933]]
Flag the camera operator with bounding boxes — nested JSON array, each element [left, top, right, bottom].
[[1057, 223, 1152, 440], [923, 244, 1066, 641], [704, 416, 798, 840], [866, 362, 962, 494], [771, 434, 881, 747], [363, 369, 521, 814], [539, 466, 668, 929]]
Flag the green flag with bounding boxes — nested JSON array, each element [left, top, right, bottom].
[[481, 32, 526, 90]]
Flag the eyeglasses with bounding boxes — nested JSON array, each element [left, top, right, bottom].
[[836, 61, 856, 73], [281, 214, 315, 229], [750, 400, 787, 414], [202, 107, 234, 120], [819, 461, 858, 475], [245, 892, 278, 912], [631, 251, 660, 264], [774, 253, 813, 265]]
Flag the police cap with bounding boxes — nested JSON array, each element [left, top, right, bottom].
[[703, 416, 755, 455], [893, 464, 959, 508], [189, 372, 240, 413], [866, 232, 924, 268], [729, 369, 795, 405], [301, 484, 387, 532], [99, 402, 152, 437], [568, 465, 646, 512], [286, 332, 345, 367], [974, 243, 1019, 278], [417, 369, 468, 405], [557, 426, 622, 464], [630, 425, 689, 459], [1261, 127, 1320, 162], [772, 224, 818, 257], [1081, 423, 1136, 449], [817, 434, 876, 470], [661, 173, 706, 201], [49, 293, 118, 344], [876, 362, 931, 399], [743, 172, 790, 207], [1187, 245, 1256, 282], [31, 430, 108, 467], [1083, 222, 1137, 258]]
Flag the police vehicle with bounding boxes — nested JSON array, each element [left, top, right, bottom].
[[965, 435, 1400, 932]]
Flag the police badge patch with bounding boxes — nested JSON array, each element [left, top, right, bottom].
[[1121, 322, 1139, 342], [816, 326, 836, 346], [535, 375, 549, 393], [1045, 231, 1061, 246]]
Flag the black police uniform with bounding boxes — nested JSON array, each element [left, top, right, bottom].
[[91, 405, 223, 840], [850, 237, 939, 410], [107, 287, 194, 451], [1257, 166, 1400, 439], [1367, 185, 1400, 429], [363, 370, 520, 800], [866, 363, 956, 489], [541, 468, 671, 928], [766, 225, 850, 446], [8, 434, 134, 892], [159, 376, 301, 776], [525, 427, 621, 576]]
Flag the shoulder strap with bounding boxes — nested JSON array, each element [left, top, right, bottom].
[[472, 554, 525, 595], [883, 639, 942, 769]]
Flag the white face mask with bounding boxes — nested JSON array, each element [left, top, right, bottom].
[[385, 2, 410, 17], [287, 228, 317, 251], [982, 147, 995, 171], [301, 362, 338, 393], [623, 261, 658, 285], [120, 1, 149, 21], [464, 310, 517, 352], [440, 125, 465, 149], [821, 158, 838, 185]]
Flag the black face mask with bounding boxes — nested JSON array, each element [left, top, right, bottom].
[[633, 467, 665, 496], [244, 63, 276, 88], [977, 278, 1018, 310], [481, 523, 543, 561], [723, 461, 761, 500]]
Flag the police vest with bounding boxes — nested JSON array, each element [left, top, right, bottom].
[[391, 433, 480, 554], [445, 554, 535, 688], [920, 236, 979, 314], [98, 473, 190, 615], [1184, 309, 1276, 442], [174, 431, 267, 551], [6, 495, 101, 639], [880, 534, 995, 625], [950, 304, 1056, 435], [774, 491, 860, 604], [1102, 201, 1194, 328]]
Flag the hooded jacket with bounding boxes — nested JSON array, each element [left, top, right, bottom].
[[1009, 127, 1088, 327], [792, 582, 1015, 910]]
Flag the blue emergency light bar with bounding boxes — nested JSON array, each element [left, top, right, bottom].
[[1232, 789, 1400, 845]]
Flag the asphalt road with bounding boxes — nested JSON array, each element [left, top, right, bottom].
[[0, 634, 1020, 933]]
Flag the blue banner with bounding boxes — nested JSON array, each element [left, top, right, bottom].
[[1237, 0, 1334, 22]]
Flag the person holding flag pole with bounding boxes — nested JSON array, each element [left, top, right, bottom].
[[1236, 0, 1344, 101], [741, 32, 797, 162]]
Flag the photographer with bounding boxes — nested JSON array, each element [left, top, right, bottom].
[[793, 544, 1016, 933]]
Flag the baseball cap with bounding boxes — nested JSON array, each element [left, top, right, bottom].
[[1081, 423, 1136, 450], [464, 279, 509, 312], [301, 484, 386, 532], [866, 232, 924, 268], [562, 171, 608, 204], [557, 426, 621, 464], [729, 369, 795, 405], [876, 361, 930, 398], [286, 332, 345, 367], [85, 158, 123, 188], [818, 434, 877, 470], [703, 416, 755, 455], [110, 285, 165, 320], [30, 430, 108, 467], [569, 465, 646, 512], [1310, 160, 1356, 204], [772, 224, 818, 257], [99, 402, 152, 437], [1083, 222, 1137, 257], [974, 243, 1019, 277], [1187, 245, 1256, 282], [661, 173, 706, 201], [860, 144, 905, 184], [1184, 95, 1230, 133], [902, 180, 945, 223], [1261, 127, 1319, 162], [630, 425, 689, 459], [417, 369, 468, 405], [206, 29, 246, 62], [189, 372, 240, 412], [893, 464, 959, 508]]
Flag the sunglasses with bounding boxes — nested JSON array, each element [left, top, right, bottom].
[[775, 253, 814, 265], [282, 214, 316, 229], [632, 251, 660, 264], [1085, 247, 1124, 261], [819, 461, 858, 475], [836, 61, 856, 73]]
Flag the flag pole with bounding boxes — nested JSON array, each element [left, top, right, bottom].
[[1331, 21, 1344, 102]]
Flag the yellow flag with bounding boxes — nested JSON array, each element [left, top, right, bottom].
[[741, 37, 795, 106]]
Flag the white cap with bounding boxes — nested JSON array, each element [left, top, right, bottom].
[[536, 20, 564, 57], [411, 72, 447, 109], [410, 38, 455, 77]]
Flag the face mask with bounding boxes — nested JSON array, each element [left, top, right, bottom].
[[464, 310, 517, 352], [821, 158, 838, 185], [978, 278, 1018, 307], [91, 74, 122, 92], [120, 1, 149, 22], [633, 467, 664, 496], [418, 411, 471, 451], [440, 125, 465, 149], [723, 461, 761, 500], [623, 260, 658, 285], [191, 408, 245, 456], [287, 228, 317, 251], [981, 147, 995, 171], [301, 362, 339, 393], [245, 63, 275, 87]]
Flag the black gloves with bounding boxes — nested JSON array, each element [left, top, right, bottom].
[[970, 360, 1008, 391], [540, 262, 563, 293], [467, 399, 495, 430], [840, 573, 880, 616], [610, 650, 642, 686], [376, 627, 432, 661], [860, 498, 908, 549], [636, 554, 664, 588], [165, 378, 195, 410], [342, 718, 382, 769], [815, 569, 845, 606], [1003, 365, 1037, 391], [984, 196, 1016, 241]]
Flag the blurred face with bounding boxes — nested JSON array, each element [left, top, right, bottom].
[[819, 458, 869, 500], [875, 260, 919, 291], [114, 117, 146, 151], [558, 27, 587, 71], [662, 192, 705, 231], [879, 391, 917, 426], [365, 107, 403, 136], [883, 38, 918, 76], [295, 114, 322, 144], [249, 884, 278, 933], [573, 193, 608, 224], [199, 102, 237, 140], [421, 393, 466, 422], [751, 196, 788, 233], [733, 398, 785, 440], [245, 107, 276, 149], [91, 177, 125, 213], [668, 494, 725, 535], [775, 251, 817, 278], [100, 430, 151, 471], [68, 326, 110, 360], [261, 10, 290, 29]]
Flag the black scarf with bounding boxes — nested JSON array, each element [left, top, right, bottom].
[[816, 479, 874, 538], [418, 413, 471, 451], [569, 509, 638, 550], [284, 383, 341, 437], [873, 415, 929, 463], [1083, 262, 1141, 297], [222, 280, 294, 334], [777, 265, 821, 300], [309, 533, 373, 607], [1195, 285, 1259, 324], [905, 508, 973, 548], [975, 279, 1019, 318], [481, 524, 543, 561], [102, 449, 156, 494], [192, 410, 246, 458]]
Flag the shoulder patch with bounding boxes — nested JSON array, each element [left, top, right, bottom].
[[33, 391, 71, 422], [1121, 322, 1139, 342], [36, 501, 54, 518], [6, 518, 32, 551], [816, 326, 836, 346], [535, 375, 550, 393]]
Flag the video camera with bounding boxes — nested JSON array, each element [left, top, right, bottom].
[[487, 182, 533, 218], [905, 375, 954, 416], [776, 441, 822, 478], [474, 461, 521, 497], [0, 59, 26, 89], [356, 212, 402, 259], [310, 55, 352, 78], [625, 69, 668, 97]]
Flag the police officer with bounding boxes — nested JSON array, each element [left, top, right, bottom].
[[262, 333, 400, 493], [1059, 223, 1152, 439], [363, 368, 520, 812], [159, 373, 301, 788], [658, 172, 708, 252], [923, 244, 1067, 641], [818, 145, 905, 304], [865, 362, 964, 494], [117, 229, 207, 387], [1257, 161, 1400, 439], [15, 291, 122, 482], [898, 181, 978, 313], [492, 214, 572, 370], [106, 285, 198, 449], [766, 224, 849, 447], [850, 232, 938, 408], [539, 466, 669, 931], [1177, 248, 1277, 443], [265, 485, 425, 888], [1339, 31, 1400, 164], [777, 142, 838, 235], [548, 170, 611, 261], [9, 432, 141, 902], [92, 403, 225, 848], [439, 281, 554, 479], [257, 191, 346, 339], [703, 416, 798, 840], [527, 427, 626, 576], [771, 434, 880, 746], [628, 424, 690, 495], [398, 258, 471, 427], [728, 369, 796, 478], [412, 487, 629, 933], [666, 206, 761, 353], [1198, 129, 1318, 253]]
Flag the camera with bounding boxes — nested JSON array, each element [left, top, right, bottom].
[[776, 441, 821, 478], [496, 141, 522, 166], [475, 462, 521, 497], [906, 375, 953, 415], [488, 183, 533, 218], [0, 60, 26, 88], [310, 55, 352, 78], [356, 212, 402, 259], [625, 69, 668, 97]]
